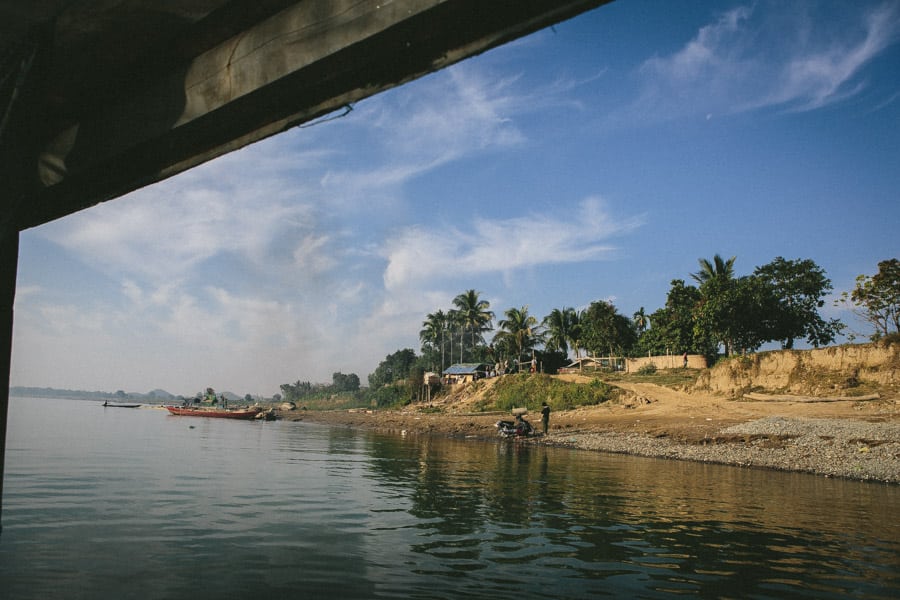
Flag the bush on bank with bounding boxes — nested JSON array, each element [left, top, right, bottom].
[[486, 373, 615, 412]]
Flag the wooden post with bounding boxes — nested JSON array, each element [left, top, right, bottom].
[[0, 228, 17, 535]]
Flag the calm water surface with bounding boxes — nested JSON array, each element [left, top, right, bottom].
[[2, 397, 898, 599]]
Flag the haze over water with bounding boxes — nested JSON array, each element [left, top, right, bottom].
[[2, 397, 898, 599]]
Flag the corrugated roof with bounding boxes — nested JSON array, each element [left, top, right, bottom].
[[442, 363, 487, 375]]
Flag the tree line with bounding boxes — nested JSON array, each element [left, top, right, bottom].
[[373, 255, 898, 387], [281, 256, 896, 404], [279, 372, 361, 403]]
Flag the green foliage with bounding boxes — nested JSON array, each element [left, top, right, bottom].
[[694, 274, 778, 355], [536, 349, 569, 374], [367, 383, 406, 408], [838, 258, 899, 340], [486, 373, 614, 412], [691, 254, 736, 285], [274, 375, 369, 410], [368, 348, 418, 388], [299, 391, 368, 411], [420, 309, 451, 372], [580, 300, 637, 357], [754, 257, 843, 348], [690, 255, 845, 356], [407, 365, 425, 400], [879, 332, 900, 346], [633, 307, 648, 334], [636, 279, 716, 359], [636, 363, 657, 375], [493, 306, 542, 363], [542, 307, 581, 356], [451, 289, 494, 363], [281, 373, 361, 402], [280, 380, 314, 403], [331, 372, 360, 392]]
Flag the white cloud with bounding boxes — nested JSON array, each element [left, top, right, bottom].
[[12, 57, 641, 394], [625, 2, 900, 121], [381, 197, 642, 290], [317, 65, 529, 208]]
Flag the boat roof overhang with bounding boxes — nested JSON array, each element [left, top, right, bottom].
[[0, 0, 613, 232]]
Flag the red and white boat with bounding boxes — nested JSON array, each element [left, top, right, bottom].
[[165, 405, 263, 420]]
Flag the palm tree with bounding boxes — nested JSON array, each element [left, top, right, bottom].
[[633, 307, 649, 334], [568, 309, 584, 358], [419, 310, 449, 372], [493, 306, 540, 367], [543, 307, 577, 356], [692, 254, 738, 356], [691, 254, 736, 285], [451, 289, 494, 362]]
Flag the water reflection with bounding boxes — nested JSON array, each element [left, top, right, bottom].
[[357, 430, 900, 599], [2, 399, 898, 600]]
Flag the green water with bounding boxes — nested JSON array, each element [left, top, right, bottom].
[[2, 397, 898, 599]]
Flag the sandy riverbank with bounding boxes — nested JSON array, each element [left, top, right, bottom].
[[280, 378, 900, 484]]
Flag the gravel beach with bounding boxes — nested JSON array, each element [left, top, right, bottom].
[[552, 416, 900, 484]]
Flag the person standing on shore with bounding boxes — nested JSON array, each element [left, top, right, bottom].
[[683, 352, 688, 369], [541, 402, 550, 435]]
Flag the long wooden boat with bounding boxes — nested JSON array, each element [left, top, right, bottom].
[[103, 401, 141, 408], [165, 405, 263, 420]]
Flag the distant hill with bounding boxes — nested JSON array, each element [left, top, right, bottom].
[[10, 387, 178, 402]]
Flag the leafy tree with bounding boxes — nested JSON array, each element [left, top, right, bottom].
[[368, 348, 418, 388], [536, 349, 570, 374], [838, 258, 900, 340], [694, 275, 779, 355], [581, 300, 637, 357], [691, 254, 736, 285], [407, 365, 425, 401], [368, 384, 404, 408], [753, 257, 843, 348], [636, 280, 715, 358], [280, 380, 314, 402], [451, 289, 494, 362], [331, 372, 360, 392], [493, 306, 541, 364]]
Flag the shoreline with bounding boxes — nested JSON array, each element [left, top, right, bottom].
[[282, 404, 900, 485]]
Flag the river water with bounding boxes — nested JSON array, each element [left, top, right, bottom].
[[1, 397, 898, 599]]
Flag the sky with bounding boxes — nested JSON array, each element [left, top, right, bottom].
[[11, 0, 900, 398]]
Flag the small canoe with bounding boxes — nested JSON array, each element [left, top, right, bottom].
[[103, 401, 141, 408], [165, 406, 262, 420]]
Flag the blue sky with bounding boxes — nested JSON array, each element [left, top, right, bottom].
[[11, 0, 900, 397]]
